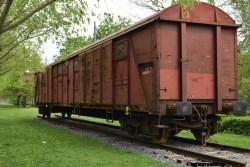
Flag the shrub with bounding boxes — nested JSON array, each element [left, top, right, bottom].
[[219, 115, 250, 136]]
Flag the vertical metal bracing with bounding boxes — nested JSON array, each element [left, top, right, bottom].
[[56, 66, 59, 104], [83, 56, 86, 103], [79, 55, 82, 104], [100, 49, 103, 104], [129, 37, 150, 110], [112, 42, 115, 106], [61, 65, 63, 105], [67, 62, 69, 104], [127, 38, 131, 105], [216, 26, 222, 112], [234, 31, 238, 99], [73, 60, 75, 104], [181, 23, 187, 102]]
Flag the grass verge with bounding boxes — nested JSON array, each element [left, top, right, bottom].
[[0, 106, 173, 167], [177, 130, 250, 148]]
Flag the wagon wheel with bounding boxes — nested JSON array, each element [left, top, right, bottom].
[[153, 128, 168, 144], [191, 128, 210, 145], [61, 112, 66, 118], [46, 112, 51, 119], [168, 129, 181, 138], [66, 112, 72, 118], [41, 106, 46, 118], [127, 126, 139, 138]]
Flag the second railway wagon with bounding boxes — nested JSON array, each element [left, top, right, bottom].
[[35, 3, 246, 144]]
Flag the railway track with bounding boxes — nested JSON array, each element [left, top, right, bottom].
[[172, 136, 250, 154], [38, 115, 249, 167]]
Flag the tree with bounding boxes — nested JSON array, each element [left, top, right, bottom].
[[56, 36, 92, 60], [54, 13, 131, 60], [238, 52, 250, 103], [95, 13, 131, 40], [229, 0, 250, 54], [132, 0, 215, 12], [228, 0, 250, 103], [0, 0, 91, 73], [0, 45, 44, 106]]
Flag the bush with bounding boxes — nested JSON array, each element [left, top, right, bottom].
[[219, 115, 250, 136]]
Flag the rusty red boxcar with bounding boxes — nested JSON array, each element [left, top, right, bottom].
[[35, 3, 246, 144]]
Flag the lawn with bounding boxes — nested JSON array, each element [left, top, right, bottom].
[[0, 106, 173, 167], [177, 130, 250, 149]]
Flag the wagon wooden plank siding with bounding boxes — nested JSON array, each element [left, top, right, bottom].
[[35, 3, 246, 145]]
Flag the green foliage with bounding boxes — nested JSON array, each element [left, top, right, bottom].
[[57, 36, 92, 60], [133, 0, 215, 12], [229, 0, 250, 103], [0, 0, 92, 72], [0, 46, 43, 105], [0, 0, 93, 103], [229, 0, 250, 54], [177, 0, 215, 5], [0, 0, 90, 41], [238, 53, 250, 103], [55, 13, 131, 61], [219, 115, 250, 136], [96, 13, 131, 40], [175, 0, 200, 6]]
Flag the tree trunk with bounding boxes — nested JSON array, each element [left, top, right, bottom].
[[16, 95, 21, 107], [22, 96, 27, 107]]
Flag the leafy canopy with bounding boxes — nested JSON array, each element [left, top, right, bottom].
[[0, 45, 44, 103], [132, 0, 215, 12], [55, 13, 131, 61], [0, 0, 91, 72]]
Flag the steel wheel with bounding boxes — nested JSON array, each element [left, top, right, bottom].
[[153, 128, 168, 144], [66, 112, 72, 118], [127, 126, 139, 138], [191, 129, 210, 145]]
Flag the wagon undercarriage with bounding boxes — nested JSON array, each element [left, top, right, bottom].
[[39, 104, 220, 145]]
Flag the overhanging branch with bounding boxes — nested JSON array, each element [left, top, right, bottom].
[[0, 0, 56, 34], [0, 0, 4, 9], [0, 27, 52, 63], [0, 0, 14, 31], [0, 29, 35, 61]]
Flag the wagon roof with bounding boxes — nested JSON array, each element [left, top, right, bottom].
[[48, 2, 239, 67]]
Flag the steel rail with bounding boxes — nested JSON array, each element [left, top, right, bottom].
[[57, 115, 250, 154], [37, 116, 247, 167], [159, 144, 246, 167], [172, 136, 250, 154]]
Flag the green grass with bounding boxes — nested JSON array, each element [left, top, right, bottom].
[[0, 106, 173, 167], [177, 130, 250, 148]]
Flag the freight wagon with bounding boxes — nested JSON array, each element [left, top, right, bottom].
[[35, 3, 246, 145]]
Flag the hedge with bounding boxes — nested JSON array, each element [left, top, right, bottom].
[[219, 115, 250, 136]]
